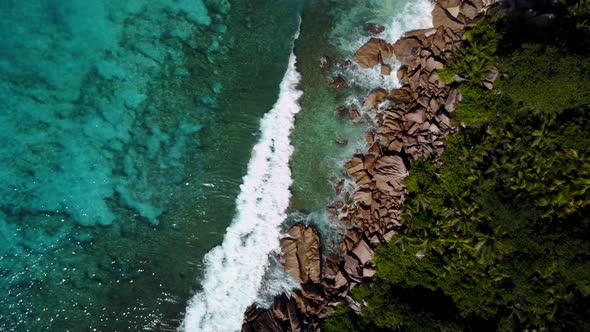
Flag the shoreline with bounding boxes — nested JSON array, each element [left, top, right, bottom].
[[243, 0, 497, 330]]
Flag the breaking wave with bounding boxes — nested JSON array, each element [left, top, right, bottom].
[[181, 29, 302, 332]]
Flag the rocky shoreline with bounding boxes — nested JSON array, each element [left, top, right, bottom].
[[243, 1, 497, 331]]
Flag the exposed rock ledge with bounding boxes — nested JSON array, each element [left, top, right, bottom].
[[243, 1, 497, 331]]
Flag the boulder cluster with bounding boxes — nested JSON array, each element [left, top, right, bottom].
[[243, 1, 496, 331]]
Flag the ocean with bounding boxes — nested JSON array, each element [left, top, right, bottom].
[[0, 0, 431, 331]]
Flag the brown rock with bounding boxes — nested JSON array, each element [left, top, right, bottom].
[[432, 28, 447, 52], [354, 190, 372, 207], [281, 225, 321, 284], [351, 170, 371, 186], [390, 89, 413, 103], [344, 255, 362, 279], [363, 268, 376, 278], [352, 239, 375, 265], [334, 271, 348, 289], [353, 38, 394, 68], [445, 88, 460, 112], [388, 139, 403, 153], [460, 1, 479, 20], [335, 138, 348, 146], [336, 106, 349, 118], [363, 88, 388, 111], [438, 0, 461, 8], [471, 0, 485, 11], [425, 57, 444, 72], [437, 112, 451, 128], [404, 108, 427, 124], [349, 109, 361, 122], [392, 37, 422, 67], [319, 55, 331, 70], [329, 75, 348, 89], [432, 5, 464, 30], [287, 300, 301, 332], [366, 131, 375, 144], [365, 23, 385, 35], [345, 157, 364, 175], [300, 283, 325, 302], [272, 294, 289, 321], [251, 311, 281, 332], [404, 27, 437, 39], [363, 154, 377, 174], [397, 65, 409, 82], [429, 123, 441, 134], [384, 230, 396, 242], [380, 63, 392, 76], [335, 181, 346, 198], [373, 155, 408, 194]]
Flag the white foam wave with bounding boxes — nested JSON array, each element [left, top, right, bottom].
[[337, 0, 434, 91], [180, 31, 303, 332]]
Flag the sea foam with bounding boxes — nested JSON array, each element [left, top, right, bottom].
[[333, 0, 434, 91], [181, 30, 302, 332]]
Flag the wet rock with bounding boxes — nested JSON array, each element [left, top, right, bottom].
[[353, 38, 394, 68], [345, 157, 365, 175], [281, 225, 321, 284], [338, 59, 353, 70], [349, 109, 362, 122], [365, 23, 385, 35], [319, 55, 332, 70], [397, 65, 409, 82], [363, 88, 388, 111], [335, 138, 349, 146], [329, 75, 348, 89], [287, 300, 302, 332], [251, 310, 281, 332], [336, 106, 350, 118], [380, 63, 392, 76]]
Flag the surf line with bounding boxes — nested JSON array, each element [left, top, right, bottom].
[[181, 25, 303, 332]]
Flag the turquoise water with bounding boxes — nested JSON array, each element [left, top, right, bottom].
[[0, 0, 300, 330], [0, 0, 433, 330], [290, 0, 432, 212]]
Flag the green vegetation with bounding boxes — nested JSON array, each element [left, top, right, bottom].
[[325, 2, 590, 331]]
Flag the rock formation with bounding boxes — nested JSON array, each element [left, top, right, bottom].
[[281, 225, 322, 284], [353, 37, 394, 68], [242, 1, 498, 330]]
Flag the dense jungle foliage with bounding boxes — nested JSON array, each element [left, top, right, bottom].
[[325, 1, 590, 331]]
